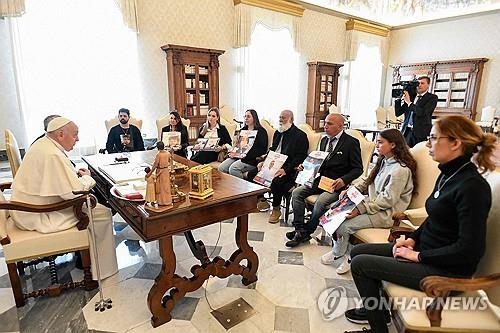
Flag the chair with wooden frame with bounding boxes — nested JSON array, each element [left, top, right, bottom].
[[0, 190, 98, 307], [384, 170, 500, 333]]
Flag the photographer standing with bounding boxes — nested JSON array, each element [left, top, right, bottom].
[[395, 76, 438, 147]]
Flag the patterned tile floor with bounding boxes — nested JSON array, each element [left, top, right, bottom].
[[0, 159, 400, 333]]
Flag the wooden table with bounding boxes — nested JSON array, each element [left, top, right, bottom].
[[82, 151, 267, 327]]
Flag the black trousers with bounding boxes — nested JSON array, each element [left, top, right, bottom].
[[350, 243, 459, 333], [247, 170, 296, 207]]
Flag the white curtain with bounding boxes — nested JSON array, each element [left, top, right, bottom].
[[113, 0, 138, 33], [0, 0, 25, 17], [342, 29, 388, 128], [233, 3, 301, 52], [236, 23, 299, 126], [9, 0, 143, 155]]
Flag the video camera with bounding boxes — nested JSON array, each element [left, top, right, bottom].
[[392, 79, 419, 101]]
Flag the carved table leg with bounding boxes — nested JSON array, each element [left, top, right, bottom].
[[234, 214, 259, 285], [147, 236, 176, 327]]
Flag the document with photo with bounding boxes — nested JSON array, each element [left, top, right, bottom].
[[319, 187, 364, 236], [231, 130, 257, 158], [295, 150, 329, 187], [253, 151, 288, 187], [162, 131, 181, 148], [192, 137, 220, 151]]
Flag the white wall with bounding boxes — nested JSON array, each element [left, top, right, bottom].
[[384, 11, 500, 119], [0, 19, 26, 149]]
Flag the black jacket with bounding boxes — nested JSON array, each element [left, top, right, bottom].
[[270, 124, 308, 175], [161, 124, 189, 158], [314, 132, 363, 190], [396, 92, 438, 140], [106, 124, 144, 153], [190, 124, 232, 164]]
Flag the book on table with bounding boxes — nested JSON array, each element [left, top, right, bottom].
[[295, 150, 329, 187], [319, 187, 364, 236], [253, 151, 288, 187], [98, 162, 148, 184], [231, 130, 257, 159]]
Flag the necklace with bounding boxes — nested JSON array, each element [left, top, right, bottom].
[[121, 127, 130, 135], [433, 161, 471, 199]]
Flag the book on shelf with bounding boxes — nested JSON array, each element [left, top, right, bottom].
[[192, 137, 220, 151], [231, 130, 257, 158], [162, 131, 181, 147], [184, 64, 195, 74], [188, 127, 198, 140], [319, 186, 364, 236], [200, 105, 209, 115], [295, 150, 329, 187], [253, 151, 288, 187], [186, 106, 194, 117], [200, 94, 206, 104], [199, 66, 208, 74]]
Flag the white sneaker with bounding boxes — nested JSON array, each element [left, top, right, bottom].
[[321, 251, 336, 265], [336, 256, 351, 275]]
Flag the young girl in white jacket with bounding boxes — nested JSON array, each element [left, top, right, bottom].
[[321, 128, 418, 274]]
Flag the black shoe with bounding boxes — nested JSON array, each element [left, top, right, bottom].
[[74, 252, 83, 270], [285, 232, 311, 248], [285, 230, 296, 240], [345, 307, 391, 325]]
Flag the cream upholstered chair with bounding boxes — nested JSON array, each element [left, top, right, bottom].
[[353, 141, 440, 244], [476, 106, 498, 134], [219, 105, 238, 145], [386, 105, 403, 129], [345, 129, 376, 179], [104, 117, 143, 133], [282, 124, 322, 223], [385, 171, 500, 333], [5, 129, 22, 178], [0, 191, 98, 307], [375, 106, 387, 130], [260, 119, 276, 149], [155, 115, 190, 141]]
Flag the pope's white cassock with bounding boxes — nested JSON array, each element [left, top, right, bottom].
[[10, 136, 118, 279]]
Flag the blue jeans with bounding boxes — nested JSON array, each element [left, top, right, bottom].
[[291, 185, 339, 235], [218, 158, 256, 179]]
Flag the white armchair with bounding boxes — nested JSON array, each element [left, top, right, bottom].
[[4, 129, 22, 178], [104, 117, 143, 133], [155, 115, 190, 141], [476, 106, 498, 133], [0, 191, 98, 307]]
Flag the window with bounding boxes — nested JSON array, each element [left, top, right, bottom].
[[342, 43, 382, 128], [11, 0, 143, 154], [238, 23, 299, 126]]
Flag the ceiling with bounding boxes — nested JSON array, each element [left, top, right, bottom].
[[297, 0, 500, 27]]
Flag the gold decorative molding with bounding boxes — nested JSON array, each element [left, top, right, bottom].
[[233, 0, 304, 17], [346, 19, 390, 37]]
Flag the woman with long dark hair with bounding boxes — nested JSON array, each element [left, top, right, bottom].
[[161, 111, 189, 158], [218, 109, 268, 179], [191, 107, 232, 164], [343, 116, 496, 333], [321, 128, 417, 275]]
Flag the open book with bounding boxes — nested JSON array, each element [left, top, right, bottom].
[[319, 187, 364, 236], [253, 151, 288, 187], [162, 131, 181, 148], [295, 150, 329, 187], [192, 137, 220, 151], [231, 130, 257, 159]]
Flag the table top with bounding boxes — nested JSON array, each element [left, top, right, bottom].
[[82, 151, 267, 241]]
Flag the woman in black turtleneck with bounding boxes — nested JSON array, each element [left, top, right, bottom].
[[342, 115, 497, 333]]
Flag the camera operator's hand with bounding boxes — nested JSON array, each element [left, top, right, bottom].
[[403, 90, 411, 105]]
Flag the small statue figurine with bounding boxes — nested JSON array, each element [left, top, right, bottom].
[[144, 167, 157, 207], [146, 141, 173, 207]]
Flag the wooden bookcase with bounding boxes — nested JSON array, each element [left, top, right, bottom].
[[391, 58, 488, 120], [161, 44, 225, 140], [305, 62, 343, 131]]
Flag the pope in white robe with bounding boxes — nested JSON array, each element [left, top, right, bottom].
[[10, 117, 118, 279]]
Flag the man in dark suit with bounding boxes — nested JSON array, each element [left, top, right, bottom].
[[286, 113, 363, 247], [395, 76, 438, 147], [249, 110, 309, 223]]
